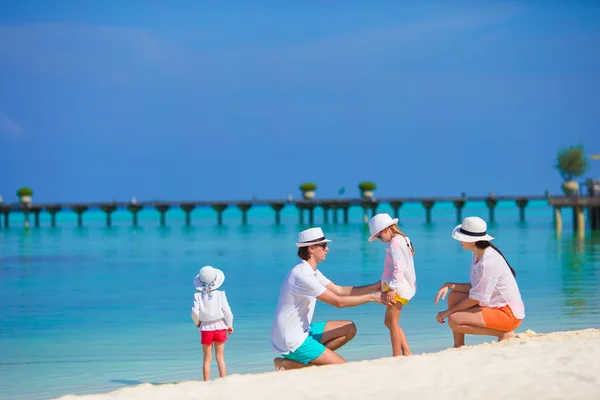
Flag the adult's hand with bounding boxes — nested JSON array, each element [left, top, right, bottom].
[[436, 310, 450, 324], [434, 284, 450, 305]]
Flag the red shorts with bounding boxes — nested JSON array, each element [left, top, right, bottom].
[[201, 329, 228, 345], [482, 304, 523, 332]]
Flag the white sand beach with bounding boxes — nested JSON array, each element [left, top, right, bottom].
[[55, 328, 600, 400]]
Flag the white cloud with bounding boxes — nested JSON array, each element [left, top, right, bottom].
[[0, 113, 25, 136]]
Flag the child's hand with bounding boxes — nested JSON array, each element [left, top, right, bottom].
[[382, 290, 397, 307], [227, 327, 234, 334]]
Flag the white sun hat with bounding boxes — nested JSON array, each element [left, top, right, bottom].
[[295, 227, 332, 247], [193, 266, 225, 290], [368, 213, 399, 242], [452, 216, 495, 242]]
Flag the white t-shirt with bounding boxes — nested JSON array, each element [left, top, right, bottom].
[[271, 260, 331, 355], [191, 290, 233, 331], [469, 247, 525, 319]]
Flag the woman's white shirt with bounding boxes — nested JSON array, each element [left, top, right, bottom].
[[469, 247, 525, 319]]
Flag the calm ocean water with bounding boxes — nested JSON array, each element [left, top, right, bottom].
[[1, 200, 599, 400]]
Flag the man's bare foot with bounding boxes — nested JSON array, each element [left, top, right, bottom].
[[498, 331, 516, 342], [273, 358, 286, 371]]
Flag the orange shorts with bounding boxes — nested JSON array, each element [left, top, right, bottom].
[[481, 304, 522, 332]]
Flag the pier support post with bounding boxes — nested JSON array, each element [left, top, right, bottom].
[[361, 200, 377, 224], [332, 205, 339, 224], [574, 207, 585, 238], [453, 199, 465, 223], [71, 205, 89, 228], [390, 201, 403, 220], [516, 198, 528, 223], [554, 207, 562, 235], [591, 207, 600, 231], [486, 197, 498, 223], [155, 204, 170, 227], [211, 204, 228, 225], [269, 202, 285, 225], [31, 206, 42, 228], [338, 201, 351, 224], [422, 200, 435, 224], [237, 202, 252, 225], [127, 204, 143, 227], [297, 203, 315, 226], [181, 204, 196, 227], [296, 204, 305, 225], [46, 206, 61, 228], [21, 204, 31, 228], [0, 205, 9, 228], [308, 204, 315, 226], [321, 204, 331, 225], [100, 204, 117, 227]]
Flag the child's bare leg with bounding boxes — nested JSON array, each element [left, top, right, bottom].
[[214, 342, 226, 378], [202, 344, 212, 381], [384, 303, 411, 356]]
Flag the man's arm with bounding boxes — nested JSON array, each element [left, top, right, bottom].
[[317, 288, 381, 308], [326, 281, 381, 296]]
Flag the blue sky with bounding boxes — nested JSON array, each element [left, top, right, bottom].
[[0, 1, 599, 203]]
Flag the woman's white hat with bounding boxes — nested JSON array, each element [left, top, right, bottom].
[[194, 266, 225, 290], [295, 227, 332, 247], [452, 216, 495, 242], [368, 213, 399, 242]]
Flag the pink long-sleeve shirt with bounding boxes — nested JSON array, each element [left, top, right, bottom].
[[381, 235, 417, 300]]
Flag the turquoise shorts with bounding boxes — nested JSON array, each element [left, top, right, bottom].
[[282, 321, 327, 365]]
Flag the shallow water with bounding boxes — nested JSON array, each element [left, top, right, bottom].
[[1, 201, 599, 400]]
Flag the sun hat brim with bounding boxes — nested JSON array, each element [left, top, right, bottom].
[[194, 268, 225, 290], [295, 238, 332, 248], [451, 224, 494, 242], [368, 218, 399, 242]]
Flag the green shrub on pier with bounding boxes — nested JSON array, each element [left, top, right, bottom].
[[358, 181, 377, 192], [299, 183, 317, 192], [16, 187, 33, 197]]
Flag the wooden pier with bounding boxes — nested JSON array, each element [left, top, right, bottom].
[[548, 196, 600, 237], [0, 194, 571, 229]]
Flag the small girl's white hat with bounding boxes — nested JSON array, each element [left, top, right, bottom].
[[194, 266, 225, 290], [368, 213, 399, 242], [452, 216, 495, 242]]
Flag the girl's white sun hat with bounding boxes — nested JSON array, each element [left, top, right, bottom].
[[452, 216, 495, 242], [368, 213, 399, 242], [193, 266, 225, 291]]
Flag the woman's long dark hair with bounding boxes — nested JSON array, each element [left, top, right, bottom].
[[475, 241, 516, 278]]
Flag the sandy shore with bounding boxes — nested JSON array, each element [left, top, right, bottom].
[[55, 328, 600, 400]]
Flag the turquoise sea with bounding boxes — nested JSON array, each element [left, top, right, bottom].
[[1, 200, 599, 400]]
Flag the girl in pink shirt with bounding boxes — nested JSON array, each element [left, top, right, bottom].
[[368, 213, 417, 356]]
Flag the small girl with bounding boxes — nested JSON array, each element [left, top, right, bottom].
[[368, 213, 417, 356], [191, 265, 234, 381]]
